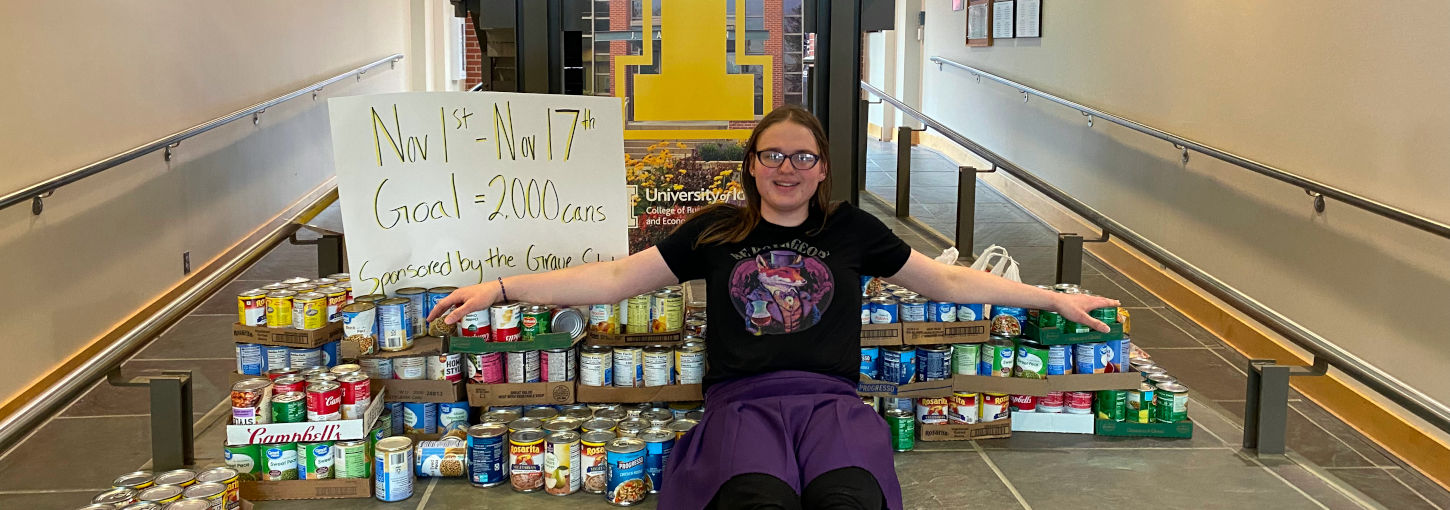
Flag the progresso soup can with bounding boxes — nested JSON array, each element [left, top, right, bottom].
[[604, 437, 647, 505]]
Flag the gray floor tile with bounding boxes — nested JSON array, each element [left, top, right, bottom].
[[0, 491, 100, 509], [1212, 400, 1384, 468], [1326, 467, 1440, 510], [1288, 402, 1398, 468], [411, 478, 658, 509], [972, 222, 1058, 248], [908, 172, 963, 188], [987, 448, 1323, 509], [972, 202, 1038, 223], [1255, 458, 1378, 510], [62, 359, 235, 417], [1077, 273, 1151, 308], [974, 425, 1225, 449], [135, 314, 245, 360], [0, 416, 152, 490], [238, 242, 325, 281], [895, 451, 1020, 509], [1390, 467, 1450, 509], [1124, 309, 1207, 348], [907, 186, 960, 206], [1139, 348, 1247, 402]]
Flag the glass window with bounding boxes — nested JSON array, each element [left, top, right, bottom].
[[785, 93, 803, 106], [784, 52, 800, 72], [746, 17, 764, 30], [785, 35, 802, 55], [783, 16, 801, 34], [784, 0, 803, 14], [595, 41, 610, 54], [595, 75, 612, 95], [785, 74, 802, 94], [747, 0, 763, 17], [595, 19, 610, 31], [745, 39, 764, 55]]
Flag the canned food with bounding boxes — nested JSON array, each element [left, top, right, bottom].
[[509, 417, 544, 433], [154, 468, 196, 487], [376, 297, 413, 351], [625, 294, 651, 334], [1028, 308, 1065, 330], [915, 397, 949, 425], [899, 296, 928, 322], [641, 345, 674, 387], [1154, 382, 1190, 423], [425, 286, 457, 320], [605, 437, 648, 505], [978, 336, 1016, 377], [460, 308, 492, 339], [642, 409, 673, 429], [589, 303, 619, 334], [223, 445, 262, 481], [550, 307, 587, 340], [948, 392, 978, 424], [339, 373, 372, 420], [485, 409, 523, 425], [980, 393, 1011, 422], [315, 286, 347, 324], [1038, 391, 1065, 413], [1010, 394, 1037, 412], [136, 484, 184, 504], [956, 303, 986, 322], [616, 418, 648, 439], [1090, 306, 1119, 324], [859, 346, 880, 379], [524, 407, 559, 423], [257, 347, 287, 375], [885, 409, 914, 452], [1096, 390, 1127, 421], [951, 343, 979, 375], [264, 290, 296, 328], [522, 304, 553, 341], [288, 283, 316, 294], [354, 293, 386, 305], [287, 347, 322, 370], [235, 343, 265, 376], [394, 356, 426, 380], [990, 306, 1027, 336], [230, 378, 273, 425], [465, 352, 506, 384], [510, 429, 547, 492], [261, 443, 299, 481], [93, 488, 136, 507], [415, 439, 468, 477], [925, 301, 955, 323], [180, 482, 226, 509], [270, 391, 306, 423], [1105, 338, 1132, 373], [467, 423, 509, 487], [438, 401, 470, 433], [1146, 372, 1178, 386], [580, 430, 615, 494], [195, 467, 240, 509], [1127, 382, 1156, 423], [916, 345, 952, 382], [333, 439, 370, 479], [882, 396, 914, 414], [330, 363, 361, 376], [374, 436, 414, 502], [426, 353, 463, 382], [544, 431, 582, 495], [291, 292, 328, 331], [1014, 339, 1049, 379], [638, 429, 674, 494], [612, 347, 643, 388], [1065, 391, 1094, 414], [541, 348, 575, 383], [297, 441, 334, 480], [393, 287, 427, 337], [596, 408, 628, 422], [675, 341, 705, 385], [404, 402, 438, 434], [579, 345, 614, 387], [869, 296, 898, 324], [238, 289, 268, 327], [386, 402, 405, 435], [341, 303, 378, 357], [651, 290, 683, 332], [506, 350, 542, 384], [880, 346, 916, 384], [1073, 342, 1108, 374], [582, 418, 617, 433], [304, 380, 342, 421], [492, 303, 524, 342]]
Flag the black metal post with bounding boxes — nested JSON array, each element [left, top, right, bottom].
[[290, 225, 346, 278], [956, 166, 978, 252], [110, 369, 193, 470], [1056, 234, 1084, 285], [1245, 360, 1290, 454], [895, 126, 914, 218], [858, 98, 869, 194]]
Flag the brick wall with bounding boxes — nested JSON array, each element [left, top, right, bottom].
[[464, 15, 482, 89], [764, 0, 784, 112]]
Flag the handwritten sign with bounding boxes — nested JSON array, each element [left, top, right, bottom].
[[327, 92, 627, 295]]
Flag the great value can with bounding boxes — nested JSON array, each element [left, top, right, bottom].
[[395, 356, 426, 380], [580, 345, 613, 387], [859, 346, 880, 379], [341, 302, 378, 357], [305, 380, 343, 421], [415, 440, 468, 477], [948, 392, 978, 424], [956, 303, 986, 322], [899, 297, 928, 322], [951, 343, 979, 375], [881, 346, 916, 384], [467, 423, 508, 488], [461, 309, 492, 339], [605, 437, 647, 505], [292, 292, 328, 330], [675, 341, 705, 385], [236, 343, 265, 376], [1014, 339, 1049, 379], [506, 350, 542, 384], [511, 429, 546, 492], [338, 373, 371, 420], [394, 287, 428, 337], [288, 347, 322, 370], [465, 352, 506, 384], [545, 430, 582, 495], [261, 443, 299, 481], [870, 297, 898, 324], [377, 297, 413, 351], [885, 409, 914, 452], [386, 402, 405, 436], [265, 290, 296, 328], [425, 287, 457, 321], [928, 301, 956, 322], [238, 289, 268, 326], [375, 436, 414, 502], [915, 397, 949, 425], [403, 402, 438, 434], [224, 445, 263, 481], [1074, 342, 1108, 374], [522, 304, 553, 341], [298, 441, 334, 480], [1047, 344, 1071, 375], [542, 348, 575, 383], [642, 345, 674, 387], [492, 303, 523, 342], [980, 393, 1011, 422], [439, 401, 471, 433], [979, 336, 1015, 377], [271, 391, 306, 423], [639, 429, 674, 494], [427, 353, 463, 382], [860, 295, 871, 325], [581, 430, 614, 494], [916, 345, 951, 382], [989, 306, 1027, 337], [1105, 338, 1132, 373], [613, 347, 643, 388], [334, 439, 370, 479]]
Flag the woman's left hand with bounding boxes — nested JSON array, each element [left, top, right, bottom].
[[1051, 292, 1121, 333]]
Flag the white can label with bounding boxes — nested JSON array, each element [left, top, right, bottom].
[[395, 357, 426, 380], [612, 350, 640, 388], [375, 449, 414, 501], [361, 358, 394, 379], [676, 351, 706, 385], [580, 352, 612, 387], [643, 351, 673, 387]]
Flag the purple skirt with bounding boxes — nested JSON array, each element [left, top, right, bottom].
[[657, 370, 903, 510]]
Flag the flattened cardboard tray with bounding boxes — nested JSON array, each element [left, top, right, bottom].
[[860, 323, 903, 347], [239, 478, 371, 501], [574, 384, 704, 403], [449, 332, 581, 353], [1024, 321, 1126, 345], [232, 322, 343, 349], [952, 373, 1142, 396], [917, 419, 1012, 441], [361, 336, 446, 359], [585, 330, 686, 346], [1095, 418, 1194, 439], [372, 378, 464, 403], [466, 381, 575, 407], [1010, 411, 1095, 434], [857, 376, 955, 399], [902, 320, 990, 345], [226, 388, 385, 445]]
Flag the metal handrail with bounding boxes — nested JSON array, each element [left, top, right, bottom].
[[0, 54, 404, 213], [859, 80, 1450, 433], [928, 56, 1450, 240]]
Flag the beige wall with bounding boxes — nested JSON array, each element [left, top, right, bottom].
[[919, 1, 1450, 405], [0, 1, 410, 405]]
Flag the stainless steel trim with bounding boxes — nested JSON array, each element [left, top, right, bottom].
[[860, 80, 1450, 432], [927, 56, 1450, 239], [0, 54, 404, 212]]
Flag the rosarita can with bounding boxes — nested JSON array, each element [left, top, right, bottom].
[[948, 392, 978, 424], [980, 393, 1011, 422], [605, 437, 647, 505], [238, 289, 268, 326], [467, 422, 509, 488], [581, 430, 615, 494], [375, 436, 414, 502], [915, 397, 949, 425], [510, 429, 546, 492]]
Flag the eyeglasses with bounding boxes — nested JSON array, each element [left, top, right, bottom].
[[754, 149, 821, 171]]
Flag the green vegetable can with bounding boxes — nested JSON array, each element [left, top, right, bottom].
[[261, 442, 299, 481], [223, 444, 264, 481], [885, 409, 915, 452], [1154, 382, 1190, 423], [334, 439, 371, 479], [298, 441, 334, 480]]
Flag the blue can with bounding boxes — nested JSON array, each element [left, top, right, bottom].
[[437, 401, 471, 433], [859, 347, 880, 380], [374, 437, 414, 501], [605, 438, 647, 505], [385, 402, 405, 436], [321, 340, 340, 367], [881, 346, 916, 384], [236, 343, 265, 375], [915, 346, 952, 382], [641, 430, 674, 493], [1047, 344, 1072, 375], [425, 287, 456, 319], [263, 345, 290, 371], [1074, 342, 1108, 374], [1104, 338, 1132, 373], [860, 296, 871, 325], [869, 297, 898, 324], [376, 298, 411, 351], [989, 306, 1029, 337], [467, 423, 507, 487], [289, 347, 323, 369], [403, 402, 437, 434], [928, 302, 957, 322], [956, 303, 986, 322], [899, 297, 927, 322]]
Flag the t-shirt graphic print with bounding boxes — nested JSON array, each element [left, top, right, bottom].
[[728, 249, 834, 335]]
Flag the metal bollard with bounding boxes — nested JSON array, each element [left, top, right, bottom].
[[1243, 358, 1327, 455], [108, 369, 194, 470], [289, 224, 347, 277], [1055, 231, 1110, 285], [895, 126, 924, 219]]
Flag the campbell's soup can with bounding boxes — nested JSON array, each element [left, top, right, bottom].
[[1065, 391, 1094, 414], [238, 289, 268, 326], [1010, 394, 1037, 412], [915, 397, 949, 425], [465, 352, 506, 384], [427, 353, 463, 382], [948, 392, 978, 424], [1038, 391, 1066, 413], [339, 374, 372, 420], [979, 392, 1010, 422], [305, 381, 343, 421], [491, 304, 522, 342], [272, 375, 307, 395], [460, 309, 491, 339]]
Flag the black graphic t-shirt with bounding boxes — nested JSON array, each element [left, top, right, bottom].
[[656, 202, 912, 390]]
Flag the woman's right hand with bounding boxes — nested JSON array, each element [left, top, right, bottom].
[[426, 281, 502, 325]]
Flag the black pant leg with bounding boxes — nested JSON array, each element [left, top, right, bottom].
[[706, 473, 803, 510], [800, 467, 885, 510]]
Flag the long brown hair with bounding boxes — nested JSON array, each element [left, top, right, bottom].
[[686, 105, 836, 247]]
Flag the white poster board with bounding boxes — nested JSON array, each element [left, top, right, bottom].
[[327, 92, 627, 296]]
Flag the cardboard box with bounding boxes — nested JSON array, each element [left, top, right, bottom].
[[860, 323, 903, 346], [917, 419, 1012, 441], [372, 378, 464, 403], [1024, 321, 1126, 345], [902, 320, 990, 345], [239, 478, 371, 501], [1010, 411, 1095, 434], [585, 330, 685, 346], [450, 332, 579, 353], [226, 388, 385, 445], [857, 376, 955, 399], [466, 381, 574, 407], [574, 384, 704, 403], [952, 373, 1142, 396], [232, 322, 343, 349], [362, 336, 446, 359], [1095, 418, 1194, 439]]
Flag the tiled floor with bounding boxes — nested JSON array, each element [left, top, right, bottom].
[[1, 143, 1447, 509]]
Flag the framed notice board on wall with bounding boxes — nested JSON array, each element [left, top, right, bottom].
[[966, 0, 992, 47], [992, 1, 1015, 39], [1016, 0, 1041, 37]]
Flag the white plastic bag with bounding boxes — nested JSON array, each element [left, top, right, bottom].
[[970, 244, 1022, 283], [933, 247, 960, 265]]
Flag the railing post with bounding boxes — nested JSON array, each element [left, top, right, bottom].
[[1056, 234, 1084, 285], [956, 166, 978, 252], [109, 369, 194, 470], [858, 98, 870, 193], [895, 126, 914, 218], [1244, 357, 1328, 455], [290, 224, 346, 278]]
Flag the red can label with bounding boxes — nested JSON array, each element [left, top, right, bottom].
[[340, 378, 370, 405], [915, 397, 950, 425], [1065, 391, 1094, 414], [1038, 391, 1065, 413], [466, 352, 505, 384], [491, 305, 521, 342], [305, 383, 343, 421], [461, 310, 491, 339], [1010, 394, 1037, 412], [272, 376, 306, 395]]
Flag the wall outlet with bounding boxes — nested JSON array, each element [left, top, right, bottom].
[[183, 252, 191, 275]]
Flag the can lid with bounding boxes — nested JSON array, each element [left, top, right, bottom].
[[512, 429, 546, 442], [884, 409, 912, 417], [483, 410, 522, 423], [296, 291, 326, 300], [469, 422, 509, 438], [376, 436, 413, 452], [316, 286, 345, 294], [378, 297, 411, 305], [81, 505, 126, 510], [326, 273, 351, 279], [307, 381, 341, 392], [428, 286, 459, 293], [136, 484, 184, 501], [335, 439, 369, 447], [231, 378, 271, 392], [524, 407, 559, 420], [618, 418, 649, 431], [605, 436, 646, 453], [395, 287, 427, 294], [667, 419, 698, 432], [273, 391, 304, 403], [166, 499, 211, 510], [509, 417, 544, 431], [551, 307, 587, 339], [181, 482, 226, 498], [639, 429, 674, 442], [564, 408, 594, 420], [267, 290, 297, 297], [581, 429, 617, 443], [1156, 382, 1189, 393], [341, 302, 376, 313], [547, 430, 580, 443], [93, 487, 136, 504], [337, 373, 369, 383], [113, 471, 155, 488], [543, 419, 576, 433]]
